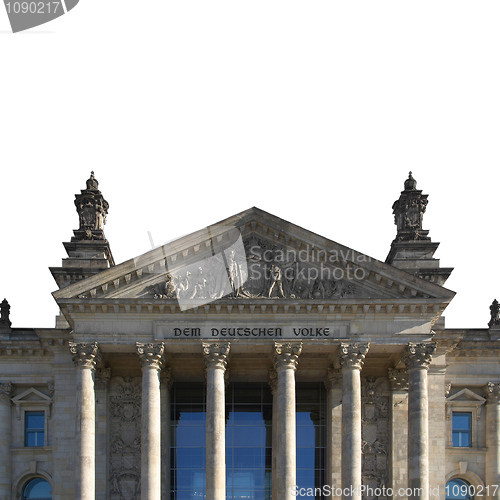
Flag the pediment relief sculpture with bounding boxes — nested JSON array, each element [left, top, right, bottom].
[[138, 236, 361, 301]]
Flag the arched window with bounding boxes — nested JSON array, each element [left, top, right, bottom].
[[446, 479, 473, 500], [22, 478, 52, 500]]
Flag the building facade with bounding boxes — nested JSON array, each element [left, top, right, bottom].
[[0, 173, 499, 500]]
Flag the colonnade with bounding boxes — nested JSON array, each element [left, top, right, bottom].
[[66, 340, 448, 500]]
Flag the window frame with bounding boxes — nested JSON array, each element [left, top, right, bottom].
[[24, 411, 46, 448], [445, 388, 486, 449]]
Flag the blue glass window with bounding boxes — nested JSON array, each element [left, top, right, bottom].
[[296, 383, 326, 499], [22, 478, 52, 499], [452, 413, 472, 447], [170, 384, 206, 499], [446, 479, 473, 500], [25, 412, 45, 447]]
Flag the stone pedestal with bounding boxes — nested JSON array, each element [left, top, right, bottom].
[[273, 342, 302, 500], [485, 382, 500, 500], [69, 342, 101, 500], [0, 382, 13, 500], [203, 342, 230, 500], [403, 342, 436, 500], [339, 343, 369, 500], [325, 369, 342, 500], [137, 342, 165, 500]]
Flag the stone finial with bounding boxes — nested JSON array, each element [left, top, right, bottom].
[[402, 342, 436, 370], [73, 172, 109, 242], [273, 342, 302, 371], [202, 342, 230, 370], [136, 342, 165, 370], [0, 299, 12, 330], [0, 382, 13, 402], [489, 299, 500, 328], [324, 367, 342, 390], [339, 342, 370, 371], [267, 368, 277, 395], [484, 382, 500, 403], [388, 368, 409, 391], [69, 342, 101, 369], [391, 172, 430, 242]]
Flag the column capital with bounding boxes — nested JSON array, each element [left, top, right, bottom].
[[324, 368, 341, 390], [0, 382, 13, 402], [268, 368, 277, 395], [136, 342, 165, 370], [388, 368, 409, 391], [339, 342, 369, 371], [484, 382, 500, 403], [69, 342, 101, 369], [402, 342, 436, 370], [202, 342, 230, 370], [273, 342, 302, 371]]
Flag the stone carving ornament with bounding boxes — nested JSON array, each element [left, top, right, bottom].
[[402, 342, 436, 370], [0, 382, 13, 402], [339, 342, 370, 370], [202, 342, 230, 370], [145, 236, 357, 301], [109, 376, 142, 500], [273, 342, 302, 370], [69, 342, 101, 369], [489, 299, 500, 327], [485, 382, 500, 403], [136, 342, 165, 370]]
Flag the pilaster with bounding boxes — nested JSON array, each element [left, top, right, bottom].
[[0, 382, 13, 500], [484, 382, 500, 500]]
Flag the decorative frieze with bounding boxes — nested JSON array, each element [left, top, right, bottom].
[[339, 342, 370, 371], [402, 342, 436, 370], [202, 342, 230, 370], [136, 342, 165, 370], [69, 342, 101, 369], [273, 342, 302, 371], [485, 382, 500, 403], [388, 368, 409, 391]]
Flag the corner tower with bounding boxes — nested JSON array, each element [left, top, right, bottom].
[[50, 172, 115, 291], [386, 172, 453, 286]]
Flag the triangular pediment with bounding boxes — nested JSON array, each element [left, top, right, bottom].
[[53, 207, 455, 309], [446, 388, 486, 404]]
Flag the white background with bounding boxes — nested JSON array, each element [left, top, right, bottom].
[[1, 1, 499, 329]]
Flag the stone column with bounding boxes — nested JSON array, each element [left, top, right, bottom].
[[485, 382, 500, 500], [268, 368, 278, 500], [402, 342, 436, 500], [339, 343, 369, 500], [0, 382, 13, 500], [69, 342, 101, 500], [273, 342, 302, 500], [203, 342, 230, 500], [324, 369, 342, 500], [388, 368, 409, 496], [136, 342, 165, 500]]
